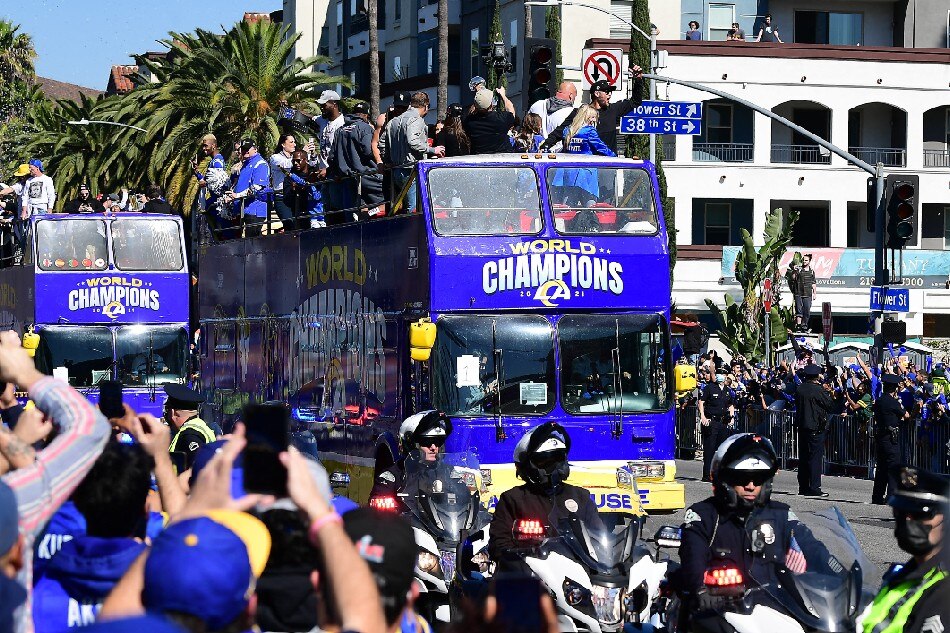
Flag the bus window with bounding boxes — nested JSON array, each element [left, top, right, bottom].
[[36, 220, 108, 271], [116, 325, 188, 386], [546, 168, 657, 235], [35, 326, 113, 387], [426, 167, 542, 235], [558, 314, 669, 414], [112, 219, 184, 271], [431, 315, 555, 416]]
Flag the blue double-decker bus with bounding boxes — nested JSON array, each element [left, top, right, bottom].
[[0, 213, 191, 416], [198, 155, 684, 512]]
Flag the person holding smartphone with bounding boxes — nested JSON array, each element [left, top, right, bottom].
[[164, 384, 216, 471]]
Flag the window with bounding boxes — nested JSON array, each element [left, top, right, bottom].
[[35, 326, 114, 387], [704, 202, 731, 245], [112, 219, 184, 271], [117, 325, 188, 387], [393, 55, 402, 80], [431, 315, 555, 416], [705, 104, 733, 144], [427, 167, 542, 236], [510, 20, 519, 73], [351, 0, 357, 16], [336, 1, 343, 45], [946, 207, 950, 248], [545, 168, 658, 235], [394, 0, 401, 23], [36, 219, 108, 271], [426, 47, 434, 74], [795, 11, 863, 46], [559, 314, 669, 414], [470, 28, 480, 78], [609, 0, 633, 39], [708, 4, 735, 41], [349, 72, 356, 96]]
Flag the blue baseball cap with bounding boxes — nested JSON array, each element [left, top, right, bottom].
[[143, 511, 271, 630], [83, 614, 185, 633], [0, 480, 18, 555], [28, 159, 42, 171]]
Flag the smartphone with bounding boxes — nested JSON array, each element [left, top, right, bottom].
[[493, 575, 543, 633], [242, 403, 290, 496], [99, 380, 124, 419]]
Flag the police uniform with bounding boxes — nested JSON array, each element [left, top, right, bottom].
[[165, 384, 216, 471], [873, 375, 906, 504], [794, 364, 836, 496], [860, 467, 950, 633], [699, 380, 734, 480]]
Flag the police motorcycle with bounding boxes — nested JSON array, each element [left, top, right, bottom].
[[373, 450, 491, 625], [662, 506, 876, 633]]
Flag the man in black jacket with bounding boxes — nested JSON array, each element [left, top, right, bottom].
[[794, 364, 837, 497], [539, 65, 644, 153], [488, 422, 601, 573], [871, 374, 909, 504]]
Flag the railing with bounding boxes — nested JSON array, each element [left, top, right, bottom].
[[848, 146, 906, 168], [770, 144, 831, 164], [675, 405, 950, 478], [692, 143, 754, 163], [349, 13, 369, 35], [924, 149, 950, 168]]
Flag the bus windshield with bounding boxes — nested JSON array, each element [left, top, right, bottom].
[[559, 314, 669, 414], [432, 315, 555, 416], [112, 219, 184, 271], [546, 167, 657, 235], [427, 167, 542, 236], [35, 326, 113, 387], [116, 325, 189, 386], [36, 220, 109, 271]]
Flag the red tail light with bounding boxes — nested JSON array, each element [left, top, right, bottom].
[[369, 496, 398, 511], [703, 567, 743, 587], [514, 519, 545, 541]]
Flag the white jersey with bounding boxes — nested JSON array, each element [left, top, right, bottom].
[[528, 98, 575, 137], [23, 174, 56, 214]]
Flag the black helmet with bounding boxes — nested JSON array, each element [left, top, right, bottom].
[[513, 422, 571, 494], [710, 433, 778, 511], [399, 410, 452, 453]]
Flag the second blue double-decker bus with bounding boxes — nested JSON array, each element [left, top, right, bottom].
[[198, 155, 684, 512]]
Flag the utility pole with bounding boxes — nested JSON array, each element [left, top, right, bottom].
[[648, 28, 657, 164], [525, 2, 533, 39]]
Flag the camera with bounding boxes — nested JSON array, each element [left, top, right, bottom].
[[277, 105, 323, 139], [481, 41, 513, 74]]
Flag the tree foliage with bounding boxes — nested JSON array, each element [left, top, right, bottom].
[[487, 0, 507, 90], [545, 7, 563, 85], [705, 208, 800, 361], [0, 19, 44, 174]]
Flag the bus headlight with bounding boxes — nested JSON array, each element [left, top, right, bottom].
[[627, 462, 665, 479], [616, 468, 633, 489]]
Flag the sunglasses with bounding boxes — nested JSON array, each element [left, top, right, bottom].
[[901, 506, 939, 521], [723, 471, 771, 487], [418, 435, 446, 448]]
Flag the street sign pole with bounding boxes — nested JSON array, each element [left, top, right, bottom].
[[763, 279, 772, 368], [649, 30, 657, 164]]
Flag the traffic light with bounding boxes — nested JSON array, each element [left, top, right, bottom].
[[522, 38, 556, 106], [881, 319, 906, 345], [885, 174, 919, 248]]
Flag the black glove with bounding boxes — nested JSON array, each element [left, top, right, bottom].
[[694, 588, 727, 612]]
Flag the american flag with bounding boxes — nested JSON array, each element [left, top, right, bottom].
[[785, 535, 807, 574]]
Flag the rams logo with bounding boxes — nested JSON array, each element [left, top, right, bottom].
[[533, 279, 571, 307], [102, 301, 126, 319]]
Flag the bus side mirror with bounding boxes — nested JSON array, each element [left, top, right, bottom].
[[410, 318, 436, 362], [22, 330, 39, 358], [674, 364, 696, 392]]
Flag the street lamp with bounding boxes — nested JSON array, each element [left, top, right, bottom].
[[67, 118, 147, 133], [524, 0, 658, 162]]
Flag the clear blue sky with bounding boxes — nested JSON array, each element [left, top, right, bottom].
[[3, 0, 282, 91]]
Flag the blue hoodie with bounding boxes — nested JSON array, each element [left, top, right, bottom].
[[33, 537, 146, 633]]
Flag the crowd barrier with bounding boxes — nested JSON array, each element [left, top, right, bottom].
[[675, 405, 950, 478]]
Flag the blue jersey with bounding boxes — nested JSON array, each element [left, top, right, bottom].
[[234, 153, 272, 218]]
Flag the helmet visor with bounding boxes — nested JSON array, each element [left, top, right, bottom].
[[416, 434, 447, 449], [529, 449, 567, 471], [722, 470, 772, 487]]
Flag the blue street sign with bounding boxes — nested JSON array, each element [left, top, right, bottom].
[[620, 117, 700, 135], [625, 101, 703, 119], [869, 286, 910, 312]]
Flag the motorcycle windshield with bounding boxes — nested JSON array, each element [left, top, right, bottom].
[[748, 506, 877, 632], [403, 451, 483, 543], [552, 511, 642, 578]]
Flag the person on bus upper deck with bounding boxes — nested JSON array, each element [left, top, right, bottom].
[[226, 139, 272, 236], [539, 65, 644, 153], [164, 383, 218, 472], [64, 184, 105, 215], [462, 87, 516, 155], [378, 92, 445, 213], [23, 159, 56, 217], [488, 422, 601, 573], [370, 410, 452, 499], [141, 185, 173, 215], [528, 81, 577, 137]]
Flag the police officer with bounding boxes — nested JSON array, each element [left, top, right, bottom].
[[164, 384, 217, 471], [795, 364, 836, 497], [674, 434, 827, 612], [860, 466, 949, 633], [370, 410, 452, 498], [872, 374, 909, 505], [698, 371, 736, 481], [488, 422, 601, 572]]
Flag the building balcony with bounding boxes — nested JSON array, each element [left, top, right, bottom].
[[923, 149, 950, 168], [692, 143, 754, 163], [771, 144, 831, 165], [848, 147, 906, 167]]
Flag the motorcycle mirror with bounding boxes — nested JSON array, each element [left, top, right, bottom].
[[329, 471, 351, 489], [654, 525, 682, 549]]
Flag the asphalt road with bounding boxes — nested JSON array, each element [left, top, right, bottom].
[[644, 459, 905, 575]]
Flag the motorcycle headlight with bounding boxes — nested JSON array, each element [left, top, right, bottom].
[[591, 585, 624, 626], [563, 578, 592, 608], [417, 550, 441, 575]]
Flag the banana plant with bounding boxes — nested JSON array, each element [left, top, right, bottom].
[[705, 208, 799, 362]]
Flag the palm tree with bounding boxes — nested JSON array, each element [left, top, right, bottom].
[[0, 19, 36, 85], [437, 0, 448, 118], [368, 0, 380, 120]]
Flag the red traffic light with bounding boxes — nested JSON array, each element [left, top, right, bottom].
[[532, 45, 553, 64], [894, 182, 914, 200]]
